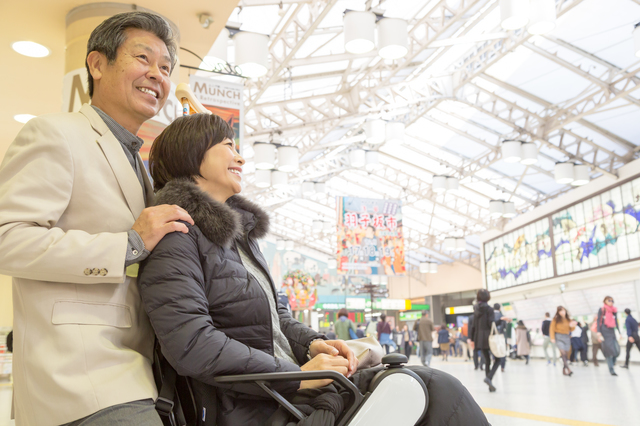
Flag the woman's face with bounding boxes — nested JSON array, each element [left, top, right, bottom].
[[605, 298, 614, 306], [559, 309, 566, 318], [196, 138, 245, 203]]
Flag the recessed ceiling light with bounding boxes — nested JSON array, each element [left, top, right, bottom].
[[12, 41, 50, 58], [14, 114, 36, 124]]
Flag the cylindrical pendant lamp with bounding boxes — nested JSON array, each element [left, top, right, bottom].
[[385, 121, 405, 144], [503, 202, 517, 218], [500, 0, 530, 30], [429, 262, 438, 273], [324, 222, 334, 232], [456, 238, 467, 252], [254, 143, 276, 169], [255, 169, 271, 188], [276, 239, 286, 251], [271, 170, 288, 188], [350, 149, 366, 167], [444, 237, 456, 251], [364, 120, 385, 144], [528, 0, 557, 35], [554, 162, 574, 184], [489, 200, 505, 219], [572, 164, 590, 186], [377, 18, 408, 60], [314, 182, 327, 193], [312, 220, 323, 233], [204, 27, 229, 66], [302, 182, 315, 195], [501, 140, 523, 163], [432, 175, 448, 193], [344, 11, 376, 54], [446, 176, 459, 193], [520, 142, 538, 165], [285, 240, 294, 251], [419, 262, 429, 273], [365, 151, 380, 167], [234, 31, 269, 78], [277, 146, 299, 172]]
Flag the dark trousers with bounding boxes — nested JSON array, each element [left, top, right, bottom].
[[592, 342, 603, 365], [404, 342, 413, 358], [625, 333, 640, 366], [570, 337, 587, 362], [481, 349, 502, 380], [473, 348, 485, 369]]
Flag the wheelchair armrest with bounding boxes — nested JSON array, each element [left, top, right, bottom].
[[215, 371, 363, 425]]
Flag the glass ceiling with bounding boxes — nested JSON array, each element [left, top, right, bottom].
[[194, 0, 640, 270]]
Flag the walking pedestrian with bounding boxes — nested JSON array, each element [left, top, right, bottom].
[[414, 311, 434, 366], [569, 322, 588, 366], [494, 303, 508, 372], [549, 306, 577, 376], [471, 289, 508, 392], [590, 320, 603, 366], [515, 321, 531, 365], [541, 312, 557, 366], [438, 325, 451, 362], [334, 308, 357, 340], [621, 309, 640, 369], [377, 314, 397, 354], [597, 296, 620, 376], [402, 324, 413, 359]]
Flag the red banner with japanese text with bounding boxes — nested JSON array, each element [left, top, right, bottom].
[[336, 197, 405, 276]]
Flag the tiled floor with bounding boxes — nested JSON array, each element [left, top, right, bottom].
[[1, 357, 635, 426]]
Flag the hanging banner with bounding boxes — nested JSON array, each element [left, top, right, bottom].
[[337, 197, 405, 276], [189, 75, 244, 153]]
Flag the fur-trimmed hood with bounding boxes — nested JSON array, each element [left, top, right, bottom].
[[154, 178, 270, 247]]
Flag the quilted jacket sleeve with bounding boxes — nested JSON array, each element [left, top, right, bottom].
[[277, 303, 326, 364], [138, 225, 301, 396]]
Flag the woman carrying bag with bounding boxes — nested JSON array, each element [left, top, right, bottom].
[[597, 296, 620, 376], [549, 306, 576, 376], [515, 321, 531, 365], [335, 308, 358, 341], [470, 289, 508, 392]]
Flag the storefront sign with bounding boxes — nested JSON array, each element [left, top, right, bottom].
[[346, 297, 366, 310], [399, 311, 422, 321], [445, 305, 474, 315]]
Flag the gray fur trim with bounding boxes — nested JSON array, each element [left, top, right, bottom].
[[154, 179, 269, 247]]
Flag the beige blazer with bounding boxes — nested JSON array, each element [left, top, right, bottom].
[[0, 104, 157, 426]]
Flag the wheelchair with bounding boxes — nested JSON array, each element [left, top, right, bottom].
[[153, 344, 429, 426]]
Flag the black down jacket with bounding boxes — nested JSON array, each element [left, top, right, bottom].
[[470, 302, 496, 350], [138, 179, 324, 426]]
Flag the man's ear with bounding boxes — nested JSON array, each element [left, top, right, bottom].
[[86, 51, 105, 82]]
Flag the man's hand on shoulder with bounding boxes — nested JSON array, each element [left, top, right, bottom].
[[132, 205, 194, 252]]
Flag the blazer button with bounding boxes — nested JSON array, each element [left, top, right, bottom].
[[99, 268, 108, 276], [84, 268, 91, 276], [92, 268, 100, 276]]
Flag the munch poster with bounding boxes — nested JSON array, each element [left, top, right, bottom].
[[189, 75, 243, 153], [336, 197, 405, 276]]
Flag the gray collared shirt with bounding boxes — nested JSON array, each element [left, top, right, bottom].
[[91, 105, 149, 267]]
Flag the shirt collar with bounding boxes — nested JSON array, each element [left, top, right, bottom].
[[91, 105, 144, 156]]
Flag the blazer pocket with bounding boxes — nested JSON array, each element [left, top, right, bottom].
[[52, 300, 132, 328]]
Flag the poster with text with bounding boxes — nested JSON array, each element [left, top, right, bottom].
[[337, 197, 405, 276], [189, 75, 243, 153]]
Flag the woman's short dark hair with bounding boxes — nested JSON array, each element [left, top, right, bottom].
[[477, 289, 491, 303], [380, 314, 386, 321], [603, 295, 614, 304], [337, 308, 349, 318], [149, 113, 235, 192], [86, 11, 177, 97]]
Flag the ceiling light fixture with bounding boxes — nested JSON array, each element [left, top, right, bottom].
[[277, 146, 299, 172], [503, 202, 517, 218], [276, 239, 286, 251], [302, 182, 315, 195], [314, 182, 327, 193], [456, 238, 467, 252], [500, 0, 530, 30], [419, 262, 429, 273], [254, 169, 271, 188], [285, 240, 295, 251], [234, 31, 269, 78], [385, 121, 405, 144], [203, 27, 229, 67], [364, 119, 385, 144], [444, 237, 456, 251], [489, 200, 505, 219], [11, 41, 50, 58], [571, 164, 590, 186], [527, 0, 557, 35], [13, 114, 36, 124], [520, 142, 538, 165], [377, 17, 408, 59], [271, 170, 288, 188], [349, 149, 366, 167], [634, 23, 640, 58], [554, 162, 575, 184], [432, 175, 448, 193], [446, 177, 459, 193], [254, 143, 276, 169], [344, 11, 376, 54], [429, 262, 438, 273], [501, 140, 523, 163]]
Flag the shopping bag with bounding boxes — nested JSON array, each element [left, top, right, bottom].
[[489, 322, 507, 358]]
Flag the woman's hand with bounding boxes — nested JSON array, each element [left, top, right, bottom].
[[309, 340, 358, 377], [299, 353, 350, 390]]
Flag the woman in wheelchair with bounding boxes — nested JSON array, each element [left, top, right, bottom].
[[138, 113, 489, 426]]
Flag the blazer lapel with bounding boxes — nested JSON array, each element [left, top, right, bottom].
[[96, 133, 146, 219], [137, 154, 155, 207], [80, 104, 146, 219]]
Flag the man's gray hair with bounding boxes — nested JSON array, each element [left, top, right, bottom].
[[85, 11, 177, 97]]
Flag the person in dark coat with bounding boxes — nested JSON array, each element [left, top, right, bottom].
[[597, 296, 620, 376], [621, 308, 640, 369], [470, 289, 507, 392], [139, 113, 490, 426]]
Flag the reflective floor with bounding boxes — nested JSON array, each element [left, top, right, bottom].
[[0, 357, 636, 426], [408, 355, 636, 426]]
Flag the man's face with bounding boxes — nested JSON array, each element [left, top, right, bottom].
[[93, 28, 171, 128]]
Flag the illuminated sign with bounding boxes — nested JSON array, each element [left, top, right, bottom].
[[445, 305, 474, 315], [399, 311, 422, 321]]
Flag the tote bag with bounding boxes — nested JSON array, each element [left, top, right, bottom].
[[489, 322, 507, 358]]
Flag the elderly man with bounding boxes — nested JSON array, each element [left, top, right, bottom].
[[414, 311, 434, 367], [0, 12, 193, 426]]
